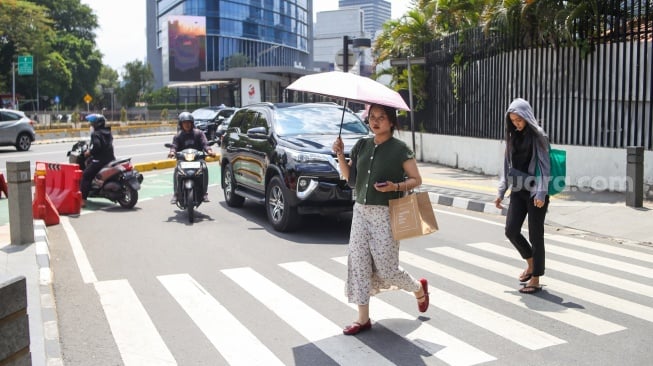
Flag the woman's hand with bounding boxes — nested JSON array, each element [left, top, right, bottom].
[[534, 198, 545, 208], [374, 181, 394, 192], [332, 137, 344, 156], [494, 197, 504, 209]]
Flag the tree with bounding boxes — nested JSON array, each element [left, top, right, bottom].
[[94, 65, 119, 110], [0, 0, 54, 106], [374, 3, 437, 110], [118, 60, 154, 107], [30, 0, 102, 107]]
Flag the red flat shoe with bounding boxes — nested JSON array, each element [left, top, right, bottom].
[[417, 278, 430, 313], [342, 319, 372, 336]]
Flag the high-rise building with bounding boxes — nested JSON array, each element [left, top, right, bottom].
[[338, 0, 391, 37], [146, 0, 314, 106]]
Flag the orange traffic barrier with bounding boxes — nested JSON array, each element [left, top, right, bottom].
[[32, 175, 60, 226], [0, 173, 7, 198], [35, 161, 82, 215]]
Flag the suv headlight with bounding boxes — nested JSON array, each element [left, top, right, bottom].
[[285, 148, 333, 164]]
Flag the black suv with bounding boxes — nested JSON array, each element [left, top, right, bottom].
[[191, 106, 237, 140], [220, 102, 371, 232]]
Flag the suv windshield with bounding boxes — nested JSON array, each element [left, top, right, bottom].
[[274, 105, 368, 136], [192, 109, 218, 119]]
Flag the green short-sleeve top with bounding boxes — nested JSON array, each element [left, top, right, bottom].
[[350, 136, 415, 206]]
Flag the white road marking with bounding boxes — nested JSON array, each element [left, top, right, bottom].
[[329, 257, 565, 351], [399, 251, 625, 335], [222, 267, 396, 366], [545, 234, 653, 263], [94, 279, 176, 365], [158, 274, 284, 366], [282, 261, 499, 365], [431, 246, 653, 323], [60, 216, 97, 283], [470, 242, 653, 298], [545, 244, 653, 279]]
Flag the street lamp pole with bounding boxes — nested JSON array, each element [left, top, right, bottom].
[[11, 62, 16, 109], [389, 56, 426, 158], [342, 35, 371, 73]]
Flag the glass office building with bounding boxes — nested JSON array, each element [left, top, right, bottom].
[[338, 0, 391, 37], [147, 0, 314, 105]]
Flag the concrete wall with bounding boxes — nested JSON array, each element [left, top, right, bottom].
[[0, 275, 30, 365], [396, 130, 653, 194]]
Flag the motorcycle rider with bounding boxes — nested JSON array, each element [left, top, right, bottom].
[[81, 114, 115, 207], [168, 111, 216, 204]]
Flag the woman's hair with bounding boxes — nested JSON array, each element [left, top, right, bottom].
[[369, 104, 398, 132]]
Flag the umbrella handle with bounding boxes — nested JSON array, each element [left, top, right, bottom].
[[338, 99, 348, 137]]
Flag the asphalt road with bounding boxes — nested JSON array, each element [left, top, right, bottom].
[[45, 182, 653, 365], [4, 134, 652, 365], [0, 134, 174, 177]]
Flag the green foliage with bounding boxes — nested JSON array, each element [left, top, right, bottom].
[[119, 60, 154, 108], [145, 87, 177, 105], [120, 107, 127, 122], [71, 110, 80, 123], [160, 108, 169, 122], [0, 0, 54, 104], [0, 0, 102, 110]]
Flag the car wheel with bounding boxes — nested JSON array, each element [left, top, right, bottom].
[[15, 133, 32, 151], [266, 176, 300, 232], [223, 163, 245, 207]]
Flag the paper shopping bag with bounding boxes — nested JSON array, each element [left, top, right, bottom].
[[389, 192, 438, 241]]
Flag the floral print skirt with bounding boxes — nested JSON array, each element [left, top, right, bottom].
[[346, 203, 421, 305]]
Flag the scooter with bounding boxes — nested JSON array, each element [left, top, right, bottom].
[[67, 140, 144, 209], [165, 142, 214, 223]]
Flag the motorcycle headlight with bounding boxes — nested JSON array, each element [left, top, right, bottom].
[[183, 152, 195, 161]]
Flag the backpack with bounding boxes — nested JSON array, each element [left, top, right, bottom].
[[537, 146, 566, 196]]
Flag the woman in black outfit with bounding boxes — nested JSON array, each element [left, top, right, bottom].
[[494, 98, 551, 294]]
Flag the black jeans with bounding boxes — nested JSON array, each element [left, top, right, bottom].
[[81, 159, 109, 200], [505, 189, 549, 277]]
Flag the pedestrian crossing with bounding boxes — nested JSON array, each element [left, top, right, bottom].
[[91, 237, 653, 365]]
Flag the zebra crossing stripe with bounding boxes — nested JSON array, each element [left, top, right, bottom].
[[545, 234, 653, 263], [323, 259, 565, 351], [222, 267, 396, 366], [94, 280, 176, 365], [470, 243, 653, 299], [157, 274, 284, 366], [430, 246, 653, 324], [399, 251, 625, 335], [544, 244, 653, 279], [61, 216, 97, 284], [282, 261, 497, 365]]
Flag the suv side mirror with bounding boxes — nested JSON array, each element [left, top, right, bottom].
[[247, 126, 268, 139]]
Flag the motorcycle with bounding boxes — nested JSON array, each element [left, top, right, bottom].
[[165, 142, 215, 223], [67, 140, 143, 209]]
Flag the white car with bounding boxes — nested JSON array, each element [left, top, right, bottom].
[[0, 109, 36, 151]]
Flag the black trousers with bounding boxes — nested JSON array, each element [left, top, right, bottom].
[[504, 189, 549, 277], [81, 160, 108, 200]]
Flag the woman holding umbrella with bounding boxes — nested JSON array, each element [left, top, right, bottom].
[[332, 103, 429, 336]]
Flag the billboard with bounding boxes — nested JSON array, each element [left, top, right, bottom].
[[166, 16, 206, 82], [241, 78, 261, 106]]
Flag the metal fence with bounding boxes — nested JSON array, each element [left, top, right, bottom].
[[421, 0, 653, 150]]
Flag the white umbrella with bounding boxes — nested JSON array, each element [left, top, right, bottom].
[[286, 71, 409, 111], [286, 71, 410, 135]]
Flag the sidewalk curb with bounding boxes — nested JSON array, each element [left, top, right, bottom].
[[33, 220, 63, 366], [429, 192, 508, 216]]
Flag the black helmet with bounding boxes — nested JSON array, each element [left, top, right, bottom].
[[178, 111, 194, 128], [85, 114, 106, 129]]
